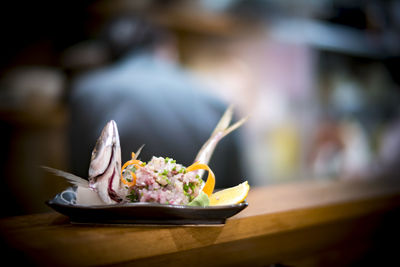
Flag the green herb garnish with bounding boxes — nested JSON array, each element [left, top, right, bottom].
[[183, 183, 189, 192], [127, 192, 139, 202], [188, 191, 210, 207], [189, 182, 195, 191]]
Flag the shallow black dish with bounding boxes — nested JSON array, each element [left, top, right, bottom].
[[46, 187, 248, 225]]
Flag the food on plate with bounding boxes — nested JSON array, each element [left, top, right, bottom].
[[45, 105, 249, 206], [121, 154, 210, 205]]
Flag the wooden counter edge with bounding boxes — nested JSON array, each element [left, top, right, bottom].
[[1, 177, 400, 266]]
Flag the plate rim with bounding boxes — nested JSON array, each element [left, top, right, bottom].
[[46, 188, 248, 225], [46, 199, 249, 210]]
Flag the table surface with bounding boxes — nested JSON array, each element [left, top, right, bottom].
[[1, 177, 400, 266]]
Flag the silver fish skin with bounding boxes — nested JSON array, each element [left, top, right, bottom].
[[88, 120, 126, 204], [193, 105, 248, 178], [44, 120, 126, 205]]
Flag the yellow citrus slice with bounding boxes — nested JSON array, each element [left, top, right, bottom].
[[209, 181, 250, 206]]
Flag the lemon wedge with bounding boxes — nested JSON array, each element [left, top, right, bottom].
[[209, 181, 250, 206]]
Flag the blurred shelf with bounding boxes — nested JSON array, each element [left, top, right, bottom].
[[268, 17, 399, 59], [89, 1, 262, 37], [89, 1, 399, 59]]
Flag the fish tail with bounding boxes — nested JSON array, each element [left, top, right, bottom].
[[211, 105, 234, 136], [194, 105, 248, 165], [221, 115, 249, 138], [212, 105, 248, 138], [42, 166, 89, 188]]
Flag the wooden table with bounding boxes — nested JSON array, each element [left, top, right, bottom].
[[1, 177, 400, 266]]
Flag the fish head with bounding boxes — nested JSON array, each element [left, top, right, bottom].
[[89, 120, 121, 178], [88, 120, 124, 203]]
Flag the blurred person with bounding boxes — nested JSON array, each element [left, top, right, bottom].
[[68, 15, 244, 189]]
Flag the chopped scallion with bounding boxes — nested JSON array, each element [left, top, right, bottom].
[[183, 184, 189, 192]]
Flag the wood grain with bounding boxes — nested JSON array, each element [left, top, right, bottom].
[[1, 177, 400, 266]]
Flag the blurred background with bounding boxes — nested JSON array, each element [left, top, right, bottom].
[[1, 0, 399, 217]]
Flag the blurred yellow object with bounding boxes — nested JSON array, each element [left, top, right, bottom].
[[269, 123, 300, 179], [209, 181, 250, 206]]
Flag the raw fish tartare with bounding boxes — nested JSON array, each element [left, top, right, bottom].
[[122, 156, 203, 205]]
